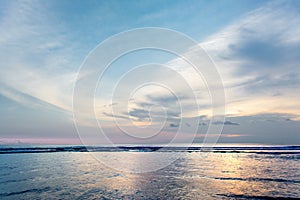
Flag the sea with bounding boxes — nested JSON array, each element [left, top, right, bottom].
[[0, 144, 299, 199]]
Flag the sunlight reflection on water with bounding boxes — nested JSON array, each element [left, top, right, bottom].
[[0, 152, 299, 199]]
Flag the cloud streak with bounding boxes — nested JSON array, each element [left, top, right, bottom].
[[0, 0, 77, 113]]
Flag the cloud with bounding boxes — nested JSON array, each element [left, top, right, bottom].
[[102, 112, 128, 120], [199, 122, 207, 126], [222, 134, 246, 138], [123, 1, 300, 124], [146, 93, 186, 105], [0, 0, 77, 113], [169, 123, 179, 128], [199, 0, 300, 118], [213, 121, 240, 126], [218, 113, 300, 144], [1, 0, 300, 146], [127, 108, 151, 121]]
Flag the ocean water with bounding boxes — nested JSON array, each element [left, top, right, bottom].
[[0, 145, 299, 199]]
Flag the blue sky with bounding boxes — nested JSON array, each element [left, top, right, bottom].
[[0, 0, 300, 144]]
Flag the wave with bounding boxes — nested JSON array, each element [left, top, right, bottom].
[[217, 194, 300, 199], [213, 177, 300, 184], [0, 187, 51, 197], [0, 145, 300, 154]]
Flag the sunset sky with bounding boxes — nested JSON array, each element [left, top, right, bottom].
[[0, 0, 300, 145]]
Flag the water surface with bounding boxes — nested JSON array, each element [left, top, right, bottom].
[[0, 145, 299, 199]]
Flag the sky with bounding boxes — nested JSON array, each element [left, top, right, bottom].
[[0, 0, 300, 145]]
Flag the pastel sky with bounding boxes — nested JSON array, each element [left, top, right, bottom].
[[0, 0, 300, 145]]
